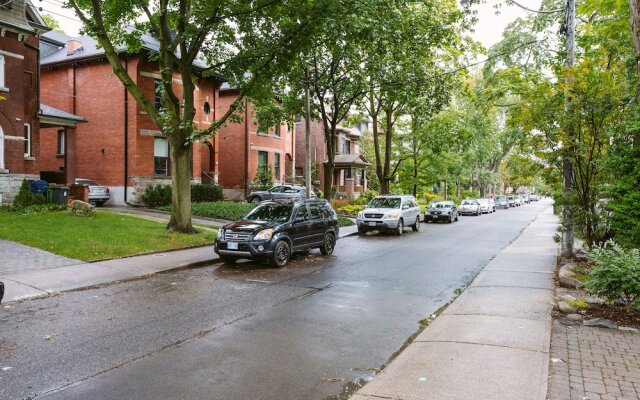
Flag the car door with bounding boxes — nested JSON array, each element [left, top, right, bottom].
[[291, 204, 311, 249], [308, 202, 327, 244]]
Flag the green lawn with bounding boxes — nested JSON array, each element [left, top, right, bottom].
[[0, 210, 216, 261]]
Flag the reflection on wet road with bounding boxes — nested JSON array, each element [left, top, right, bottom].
[[0, 201, 551, 400]]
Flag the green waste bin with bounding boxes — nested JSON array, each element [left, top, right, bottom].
[[46, 187, 55, 204]]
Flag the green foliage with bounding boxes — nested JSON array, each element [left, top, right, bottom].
[[250, 165, 274, 192], [565, 300, 589, 309], [141, 185, 172, 208], [422, 192, 444, 204], [351, 189, 378, 205], [336, 204, 365, 217], [190, 202, 254, 221], [13, 180, 46, 209], [191, 184, 224, 203], [337, 216, 355, 227], [0, 203, 67, 214], [42, 14, 64, 33], [586, 242, 640, 308]]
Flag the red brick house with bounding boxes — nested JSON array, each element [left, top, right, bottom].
[[295, 117, 369, 198], [0, 0, 85, 205], [212, 84, 295, 200], [38, 30, 223, 205]]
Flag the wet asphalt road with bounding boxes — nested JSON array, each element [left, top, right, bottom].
[[0, 201, 550, 400]]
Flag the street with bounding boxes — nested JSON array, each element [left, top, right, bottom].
[[0, 201, 549, 400]]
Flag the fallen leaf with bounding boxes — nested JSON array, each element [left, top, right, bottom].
[[321, 377, 346, 382], [43, 333, 57, 341]]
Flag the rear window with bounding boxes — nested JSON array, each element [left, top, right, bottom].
[[76, 179, 99, 186]]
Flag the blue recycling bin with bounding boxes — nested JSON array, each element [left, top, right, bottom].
[[28, 179, 48, 195]]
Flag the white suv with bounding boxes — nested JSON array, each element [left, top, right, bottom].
[[356, 195, 421, 235]]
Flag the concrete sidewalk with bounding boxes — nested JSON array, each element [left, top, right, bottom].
[[352, 205, 559, 400], [1, 222, 359, 304]]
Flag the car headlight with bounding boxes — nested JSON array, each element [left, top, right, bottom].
[[254, 228, 273, 241], [357, 211, 364, 218], [219, 229, 225, 240], [386, 212, 399, 219]]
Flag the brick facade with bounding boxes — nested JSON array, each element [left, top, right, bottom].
[[216, 89, 295, 200], [39, 32, 223, 205]]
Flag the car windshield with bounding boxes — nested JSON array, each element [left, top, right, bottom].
[[461, 200, 475, 205], [434, 203, 451, 209], [368, 197, 401, 209], [76, 179, 99, 186], [244, 202, 294, 223]]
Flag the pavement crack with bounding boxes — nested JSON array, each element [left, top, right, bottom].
[[415, 339, 549, 354]]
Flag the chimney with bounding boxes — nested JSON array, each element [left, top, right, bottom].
[[67, 39, 84, 56]]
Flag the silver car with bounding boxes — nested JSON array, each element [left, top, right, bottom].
[[75, 178, 111, 206], [477, 198, 495, 214], [356, 195, 421, 235], [459, 199, 481, 216]]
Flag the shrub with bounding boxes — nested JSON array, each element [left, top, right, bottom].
[[0, 203, 66, 214], [191, 184, 224, 202], [13, 179, 45, 208], [338, 215, 355, 227], [190, 201, 254, 221], [141, 184, 172, 208], [337, 204, 365, 217], [586, 241, 640, 309], [422, 192, 444, 204], [331, 199, 349, 210], [352, 189, 378, 205], [249, 165, 274, 191]]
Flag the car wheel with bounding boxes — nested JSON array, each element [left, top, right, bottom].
[[396, 219, 404, 236], [412, 216, 420, 232], [448, 215, 453, 223], [455, 213, 459, 222], [271, 240, 290, 267], [251, 197, 261, 205], [358, 227, 367, 235], [320, 232, 336, 255], [220, 256, 235, 265]]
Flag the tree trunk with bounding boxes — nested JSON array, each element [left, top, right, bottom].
[[381, 108, 394, 194], [370, 91, 385, 195], [168, 137, 195, 233], [323, 129, 336, 199], [631, 0, 640, 94]]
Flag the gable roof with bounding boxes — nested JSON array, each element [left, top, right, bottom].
[[0, 0, 48, 35], [39, 29, 222, 79]]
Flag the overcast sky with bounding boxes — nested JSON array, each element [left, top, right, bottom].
[[39, 0, 542, 49]]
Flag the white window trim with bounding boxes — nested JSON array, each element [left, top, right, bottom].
[[0, 55, 5, 91], [57, 130, 65, 156], [24, 123, 31, 158], [0, 125, 4, 171]]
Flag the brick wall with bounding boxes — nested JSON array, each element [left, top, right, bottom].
[[295, 117, 326, 188]]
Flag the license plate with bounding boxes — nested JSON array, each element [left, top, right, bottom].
[[368, 222, 376, 227], [227, 242, 238, 250]]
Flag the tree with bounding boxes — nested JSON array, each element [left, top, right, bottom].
[[41, 14, 64, 33], [68, 0, 327, 232]]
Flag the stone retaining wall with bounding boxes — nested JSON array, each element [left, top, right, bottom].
[[130, 176, 202, 205], [0, 173, 40, 205]]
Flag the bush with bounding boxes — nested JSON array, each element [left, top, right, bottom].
[[13, 179, 46, 208], [141, 184, 172, 208], [191, 202, 254, 221], [250, 165, 274, 191], [331, 199, 349, 210], [191, 184, 224, 202], [422, 192, 444, 205], [0, 203, 67, 214], [586, 241, 640, 309], [352, 189, 378, 205], [338, 215, 355, 227], [337, 204, 365, 217]]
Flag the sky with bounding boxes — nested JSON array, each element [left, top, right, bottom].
[[37, 0, 543, 49]]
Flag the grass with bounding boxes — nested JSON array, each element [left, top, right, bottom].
[[0, 210, 216, 261], [338, 215, 355, 227]]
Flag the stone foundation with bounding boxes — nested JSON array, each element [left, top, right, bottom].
[[130, 176, 202, 205], [223, 188, 246, 202], [0, 173, 40, 205]]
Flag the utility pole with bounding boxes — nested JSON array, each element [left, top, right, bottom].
[[561, 0, 575, 256], [304, 69, 312, 199]]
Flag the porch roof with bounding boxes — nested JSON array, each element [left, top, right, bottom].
[[39, 104, 87, 127], [323, 154, 371, 167]]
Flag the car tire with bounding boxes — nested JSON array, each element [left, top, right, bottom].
[[358, 227, 367, 235], [250, 197, 261, 205], [448, 215, 453, 223], [396, 219, 404, 236], [270, 240, 290, 267], [320, 232, 336, 255], [412, 216, 420, 232]]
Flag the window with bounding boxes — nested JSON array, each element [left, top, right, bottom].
[[154, 137, 169, 175], [258, 151, 268, 173], [274, 153, 281, 181], [295, 114, 302, 124], [154, 79, 163, 110], [345, 168, 353, 179], [295, 205, 309, 221], [23, 123, 31, 157], [310, 204, 322, 219], [57, 130, 65, 155], [275, 124, 281, 137], [345, 140, 351, 154], [0, 55, 4, 89]]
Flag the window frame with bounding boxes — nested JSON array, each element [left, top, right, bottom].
[[0, 54, 5, 89], [154, 137, 170, 176], [23, 123, 32, 158], [56, 130, 65, 156], [274, 152, 281, 181], [258, 150, 268, 173]]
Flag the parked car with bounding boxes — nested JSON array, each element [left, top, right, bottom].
[[356, 195, 421, 235], [74, 178, 111, 206], [530, 194, 539, 202], [214, 198, 338, 267], [424, 201, 459, 223], [459, 199, 481, 216], [495, 195, 509, 209], [477, 198, 495, 214], [247, 184, 316, 204], [507, 196, 519, 207]]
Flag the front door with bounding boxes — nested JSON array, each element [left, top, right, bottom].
[[308, 203, 327, 244]]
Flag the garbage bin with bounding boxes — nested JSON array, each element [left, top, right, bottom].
[[53, 186, 69, 205], [46, 187, 55, 204], [28, 179, 48, 195]]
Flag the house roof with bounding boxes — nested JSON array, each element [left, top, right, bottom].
[[39, 104, 87, 127], [39, 29, 222, 79], [324, 154, 371, 167], [0, 0, 48, 35]]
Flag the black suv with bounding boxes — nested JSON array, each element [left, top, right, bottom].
[[214, 199, 339, 267]]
